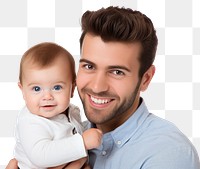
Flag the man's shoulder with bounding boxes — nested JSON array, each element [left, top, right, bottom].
[[141, 113, 191, 146]]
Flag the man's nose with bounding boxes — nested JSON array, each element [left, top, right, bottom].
[[90, 72, 109, 93]]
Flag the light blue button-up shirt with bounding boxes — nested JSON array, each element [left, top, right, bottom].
[[88, 98, 200, 169]]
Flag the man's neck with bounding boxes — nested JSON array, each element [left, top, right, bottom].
[[96, 97, 142, 133]]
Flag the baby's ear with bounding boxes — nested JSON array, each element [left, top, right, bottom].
[[71, 81, 76, 98], [18, 82, 25, 100]]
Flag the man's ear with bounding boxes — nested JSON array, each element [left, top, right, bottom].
[[140, 65, 155, 92], [71, 80, 76, 98], [18, 82, 22, 90]]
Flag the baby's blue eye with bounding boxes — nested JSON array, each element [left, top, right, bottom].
[[33, 86, 41, 92], [53, 85, 62, 91]]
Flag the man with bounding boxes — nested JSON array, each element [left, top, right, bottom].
[[6, 6, 200, 169]]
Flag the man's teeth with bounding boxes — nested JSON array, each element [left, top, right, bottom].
[[91, 96, 110, 104]]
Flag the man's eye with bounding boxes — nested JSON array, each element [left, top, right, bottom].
[[53, 85, 62, 91], [84, 64, 94, 70], [112, 70, 125, 75], [33, 86, 41, 92]]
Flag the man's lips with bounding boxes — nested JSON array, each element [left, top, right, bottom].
[[89, 95, 113, 105]]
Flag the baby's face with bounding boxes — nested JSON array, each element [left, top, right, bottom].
[[19, 57, 74, 118]]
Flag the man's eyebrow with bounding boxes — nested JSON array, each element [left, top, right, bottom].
[[108, 65, 131, 72], [79, 58, 93, 64], [79, 59, 131, 72], [79, 59, 97, 67]]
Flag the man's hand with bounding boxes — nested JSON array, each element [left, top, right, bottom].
[[6, 157, 90, 169], [48, 157, 90, 169], [5, 159, 18, 169]]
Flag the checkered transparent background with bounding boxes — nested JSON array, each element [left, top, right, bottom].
[[0, 0, 200, 167]]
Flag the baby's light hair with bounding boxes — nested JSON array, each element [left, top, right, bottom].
[[19, 42, 76, 84]]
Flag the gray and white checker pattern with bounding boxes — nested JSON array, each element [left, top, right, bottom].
[[0, 0, 199, 167]]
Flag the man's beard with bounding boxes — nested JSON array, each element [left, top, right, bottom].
[[78, 79, 141, 125]]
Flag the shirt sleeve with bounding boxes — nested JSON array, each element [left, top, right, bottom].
[[17, 115, 87, 168]]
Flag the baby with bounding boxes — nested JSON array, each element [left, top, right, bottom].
[[14, 42, 102, 169]]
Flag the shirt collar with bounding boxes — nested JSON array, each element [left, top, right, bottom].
[[89, 98, 150, 148]]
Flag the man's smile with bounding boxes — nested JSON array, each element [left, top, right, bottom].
[[87, 94, 115, 109], [90, 95, 112, 104]]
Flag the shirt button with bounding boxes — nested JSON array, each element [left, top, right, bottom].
[[102, 151, 107, 156], [117, 140, 121, 145]]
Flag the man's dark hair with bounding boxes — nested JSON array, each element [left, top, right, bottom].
[[80, 6, 158, 78]]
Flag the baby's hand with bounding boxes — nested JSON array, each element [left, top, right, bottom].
[[5, 159, 18, 169], [82, 128, 103, 150]]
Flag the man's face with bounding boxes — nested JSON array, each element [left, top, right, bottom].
[[76, 34, 147, 131]]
